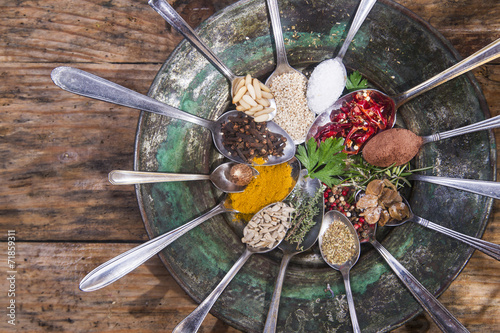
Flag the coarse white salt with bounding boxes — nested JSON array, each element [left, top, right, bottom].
[[306, 58, 346, 114]]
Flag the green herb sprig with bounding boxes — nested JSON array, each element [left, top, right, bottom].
[[345, 70, 369, 92], [295, 137, 347, 188]]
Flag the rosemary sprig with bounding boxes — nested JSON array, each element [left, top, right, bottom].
[[339, 154, 432, 192]]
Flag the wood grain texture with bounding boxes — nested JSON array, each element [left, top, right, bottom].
[[0, 0, 499, 331]]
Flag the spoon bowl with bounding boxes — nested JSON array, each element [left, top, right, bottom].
[[172, 201, 294, 333], [362, 114, 500, 167], [383, 196, 500, 261], [318, 210, 361, 333], [108, 162, 259, 193], [263, 170, 324, 332], [50, 66, 295, 166]]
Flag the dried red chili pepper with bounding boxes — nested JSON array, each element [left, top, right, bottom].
[[314, 90, 392, 154]]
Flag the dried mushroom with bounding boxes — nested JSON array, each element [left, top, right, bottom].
[[356, 180, 409, 227]]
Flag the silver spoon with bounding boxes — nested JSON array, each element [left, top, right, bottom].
[[362, 113, 500, 167], [50, 66, 295, 166], [108, 162, 259, 193], [148, 0, 277, 120], [356, 202, 470, 332], [307, 38, 500, 141], [318, 210, 361, 333], [172, 202, 293, 333], [307, 0, 378, 114], [384, 196, 500, 261], [263, 171, 324, 333], [79, 158, 301, 292], [409, 174, 500, 200]]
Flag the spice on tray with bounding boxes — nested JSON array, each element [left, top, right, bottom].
[[269, 71, 315, 142], [314, 90, 394, 154], [307, 59, 346, 114], [228, 162, 294, 215], [221, 112, 287, 163], [241, 202, 295, 249], [229, 164, 254, 186], [232, 74, 275, 122], [285, 184, 323, 250], [321, 218, 357, 266]]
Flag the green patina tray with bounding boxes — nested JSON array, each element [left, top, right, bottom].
[[133, 0, 495, 331]]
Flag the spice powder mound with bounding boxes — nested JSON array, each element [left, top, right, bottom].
[[321, 218, 357, 266], [228, 162, 293, 215]]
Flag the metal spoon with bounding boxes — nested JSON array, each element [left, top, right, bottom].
[[79, 158, 301, 292], [263, 171, 323, 333], [357, 207, 470, 332], [384, 196, 500, 261], [172, 202, 293, 333], [362, 113, 500, 167], [318, 211, 361, 333], [307, 38, 500, 140], [307, 0, 378, 114], [108, 162, 259, 193], [51, 66, 295, 166], [148, 0, 277, 120], [409, 174, 500, 200]]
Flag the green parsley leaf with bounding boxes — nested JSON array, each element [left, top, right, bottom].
[[345, 70, 368, 91], [296, 137, 347, 186]]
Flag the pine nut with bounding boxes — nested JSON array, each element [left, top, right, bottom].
[[232, 85, 247, 104], [254, 114, 270, 122], [253, 78, 262, 100], [242, 94, 258, 107], [234, 78, 245, 92], [261, 91, 274, 99], [248, 104, 264, 112], [256, 98, 270, 107], [259, 81, 271, 92], [245, 74, 252, 86], [246, 82, 256, 100], [238, 98, 252, 110], [254, 107, 275, 117]]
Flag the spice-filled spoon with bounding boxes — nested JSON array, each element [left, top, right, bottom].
[[149, 0, 277, 121], [263, 171, 324, 333], [356, 201, 469, 332], [318, 211, 361, 333], [307, 0, 378, 114], [79, 158, 301, 292], [384, 196, 500, 261], [51, 66, 295, 166], [306, 38, 500, 151], [409, 174, 500, 200], [362, 113, 500, 167], [108, 163, 259, 193], [172, 201, 296, 333]]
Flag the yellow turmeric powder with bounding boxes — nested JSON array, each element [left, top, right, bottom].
[[228, 162, 294, 215]]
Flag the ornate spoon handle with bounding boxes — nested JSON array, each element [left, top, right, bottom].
[[393, 38, 500, 107], [79, 202, 229, 292], [410, 174, 500, 200], [149, 0, 237, 82], [337, 0, 378, 60], [341, 267, 361, 333], [412, 216, 500, 260], [172, 248, 254, 333], [421, 114, 500, 144], [369, 239, 469, 333], [263, 252, 294, 333], [109, 170, 209, 185]]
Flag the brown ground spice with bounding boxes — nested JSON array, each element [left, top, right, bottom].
[[362, 128, 423, 167]]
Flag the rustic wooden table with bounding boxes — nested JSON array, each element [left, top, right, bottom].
[[1, 0, 499, 331]]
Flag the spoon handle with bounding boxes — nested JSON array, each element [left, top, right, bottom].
[[149, 0, 236, 82], [51, 66, 214, 129], [266, 0, 289, 68], [172, 248, 254, 333], [263, 252, 294, 333], [421, 114, 500, 144], [412, 216, 500, 261], [337, 0, 378, 60], [369, 239, 469, 333], [393, 38, 500, 108], [79, 202, 228, 292], [410, 174, 500, 200], [340, 268, 361, 333], [108, 170, 209, 185]]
